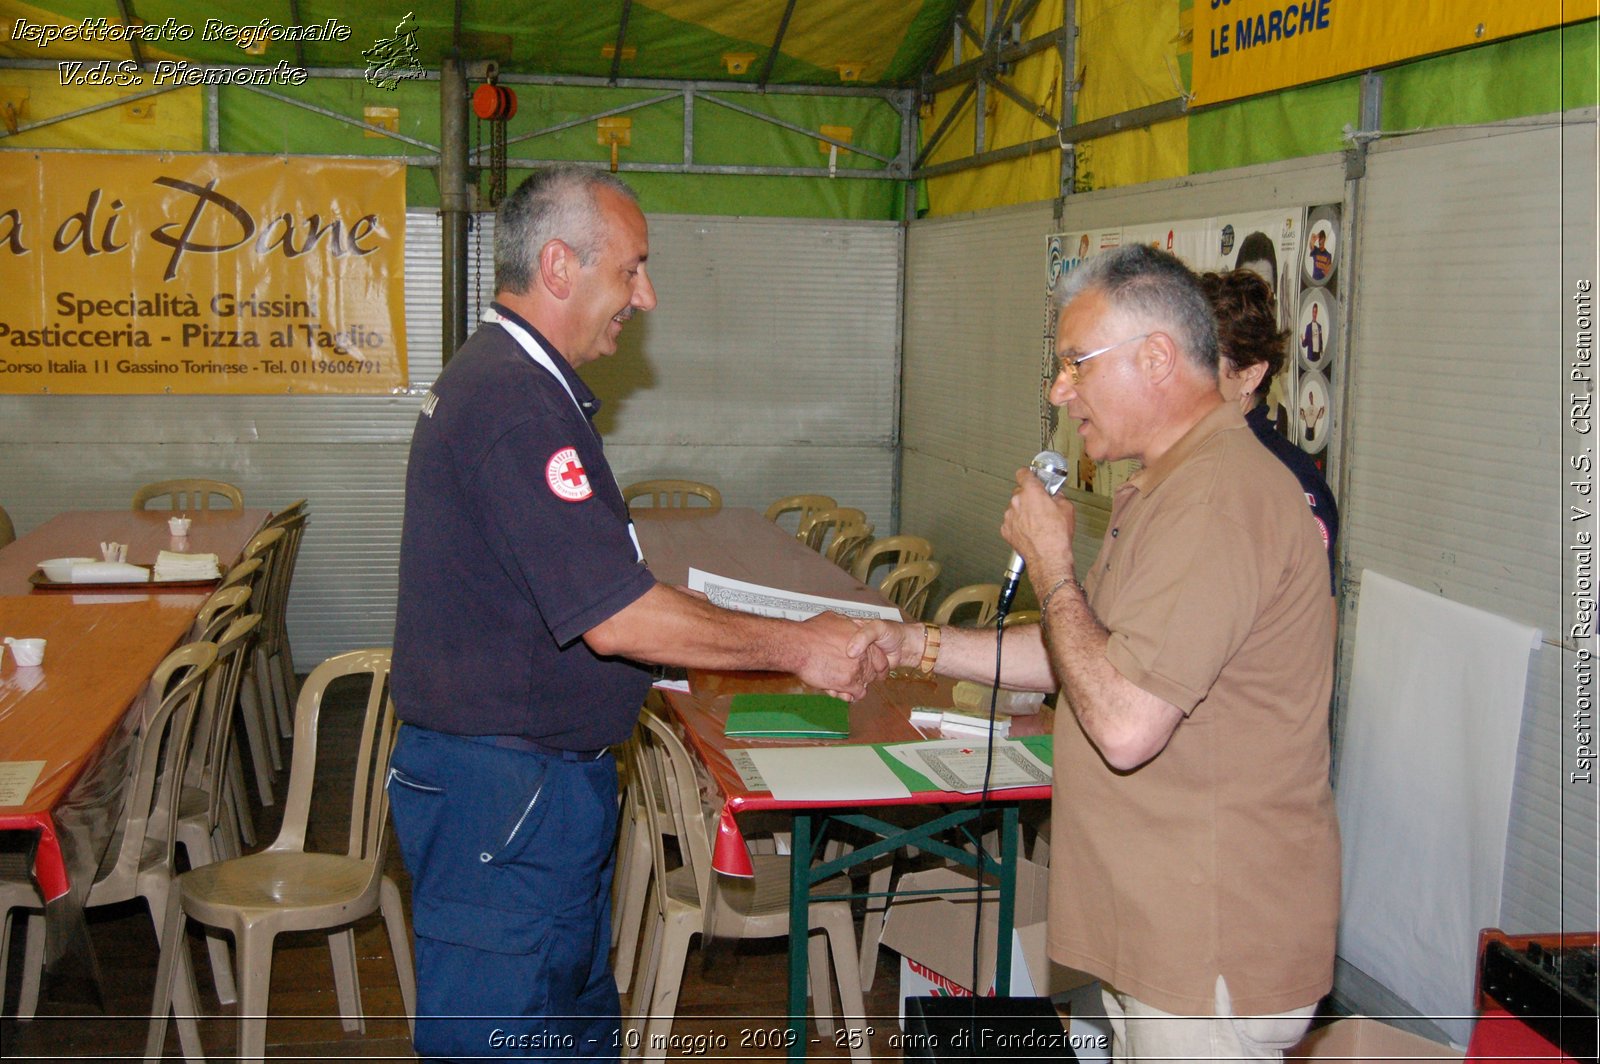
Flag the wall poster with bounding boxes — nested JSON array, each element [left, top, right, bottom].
[[1044, 203, 1345, 506], [0, 151, 409, 395]]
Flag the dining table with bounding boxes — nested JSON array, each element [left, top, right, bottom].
[[634, 507, 1053, 1059], [0, 506, 271, 1002]]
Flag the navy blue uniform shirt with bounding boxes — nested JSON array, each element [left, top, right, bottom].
[[393, 304, 655, 750]]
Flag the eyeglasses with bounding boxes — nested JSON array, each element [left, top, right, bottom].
[[1053, 333, 1149, 383]]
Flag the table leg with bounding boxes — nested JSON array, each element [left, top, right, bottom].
[[993, 804, 1019, 996]]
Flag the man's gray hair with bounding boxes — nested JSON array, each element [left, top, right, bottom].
[[1058, 244, 1220, 371], [495, 165, 639, 295]]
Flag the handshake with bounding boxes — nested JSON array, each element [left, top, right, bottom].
[[789, 612, 926, 701]]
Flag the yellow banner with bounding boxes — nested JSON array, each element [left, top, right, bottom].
[[0, 152, 408, 394], [1191, 0, 1586, 107]]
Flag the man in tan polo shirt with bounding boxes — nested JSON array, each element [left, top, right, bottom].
[[854, 243, 1338, 1060]]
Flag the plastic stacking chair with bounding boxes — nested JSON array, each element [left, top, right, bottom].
[[145, 649, 415, 1064], [878, 559, 941, 622], [85, 641, 217, 1059], [0, 504, 14, 549], [932, 583, 1002, 627], [0, 877, 44, 1019], [798, 507, 867, 554], [622, 479, 722, 512], [627, 713, 868, 1063], [611, 715, 677, 995], [826, 522, 874, 574], [1000, 609, 1041, 627], [132, 478, 243, 511], [850, 534, 934, 587], [236, 525, 288, 799], [175, 613, 263, 1005], [257, 509, 308, 741], [764, 494, 836, 537]]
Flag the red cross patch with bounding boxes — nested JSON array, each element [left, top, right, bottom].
[[545, 447, 593, 502]]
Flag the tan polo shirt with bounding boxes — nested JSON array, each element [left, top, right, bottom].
[[1047, 401, 1340, 1016]]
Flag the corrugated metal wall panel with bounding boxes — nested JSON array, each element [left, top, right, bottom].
[[1347, 115, 1597, 935], [0, 210, 900, 665], [901, 201, 1058, 604]]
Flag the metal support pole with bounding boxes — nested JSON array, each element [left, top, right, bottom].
[[440, 57, 471, 363]]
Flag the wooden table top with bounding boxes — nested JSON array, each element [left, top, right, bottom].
[[0, 508, 271, 597]]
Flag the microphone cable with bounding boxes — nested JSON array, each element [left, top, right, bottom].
[[963, 595, 1012, 1034]]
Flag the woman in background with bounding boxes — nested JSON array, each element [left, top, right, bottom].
[[1201, 268, 1339, 591]]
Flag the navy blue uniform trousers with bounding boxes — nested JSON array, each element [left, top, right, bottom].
[[387, 725, 621, 1061]]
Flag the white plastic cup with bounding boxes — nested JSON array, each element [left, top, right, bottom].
[[6, 638, 46, 667], [168, 517, 192, 536]]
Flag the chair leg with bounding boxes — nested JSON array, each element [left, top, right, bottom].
[[235, 928, 277, 1064], [819, 908, 870, 1063], [237, 666, 278, 805], [144, 888, 205, 1061], [250, 647, 285, 772], [612, 821, 651, 993], [380, 876, 417, 1035], [328, 927, 364, 1034], [223, 741, 256, 847], [270, 643, 297, 739], [857, 860, 895, 990], [808, 932, 836, 1037], [640, 919, 694, 1064]]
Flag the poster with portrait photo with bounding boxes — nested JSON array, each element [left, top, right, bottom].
[[1303, 207, 1339, 287], [1297, 288, 1338, 370], [1296, 370, 1333, 454]]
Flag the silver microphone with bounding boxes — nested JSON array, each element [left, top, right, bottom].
[[998, 450, 1071, 615]]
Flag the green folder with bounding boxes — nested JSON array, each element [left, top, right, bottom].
[[724, 693, 850, 739]]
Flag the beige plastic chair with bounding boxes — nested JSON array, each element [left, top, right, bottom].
[[0, 877, 44, 1019], [932, 583, 1002, 627], [189, 584, 251, 642], [175, 613, 263, 1005], [627, 712, 868, 1063], [850, 533, 934, 586], [1000, 609, 1041, 628], [611, 718, 676, 995], [622, 479, 723, 512], [0, 504, 14, 549], [236, 525, 288, 798], [878, 559, 941, 622], [764, 494, 836, 537], [86, 641, 217, 1058], [257, 509, 308, 741], [132, 478, 244, 512], [826, 522, 874, 574], [145, 649, 415, 1064], [219, 555, 261, 589], [798, 506, 867, 553]]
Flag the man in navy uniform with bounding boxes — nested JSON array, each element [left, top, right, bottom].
[[390, 165, 885, 1061]]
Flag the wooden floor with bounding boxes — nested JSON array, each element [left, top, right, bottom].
[[0, 680, 944, 1061]]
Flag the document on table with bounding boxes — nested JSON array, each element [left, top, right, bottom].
[[688, 568, 902, 622], [0, 761, 46, 806], [880, 739, 1051, 793], [742, 746, 911, 801]]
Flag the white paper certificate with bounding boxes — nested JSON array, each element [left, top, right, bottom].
[[687, 568, 902, 622], [880, 739, 1051, 793]]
